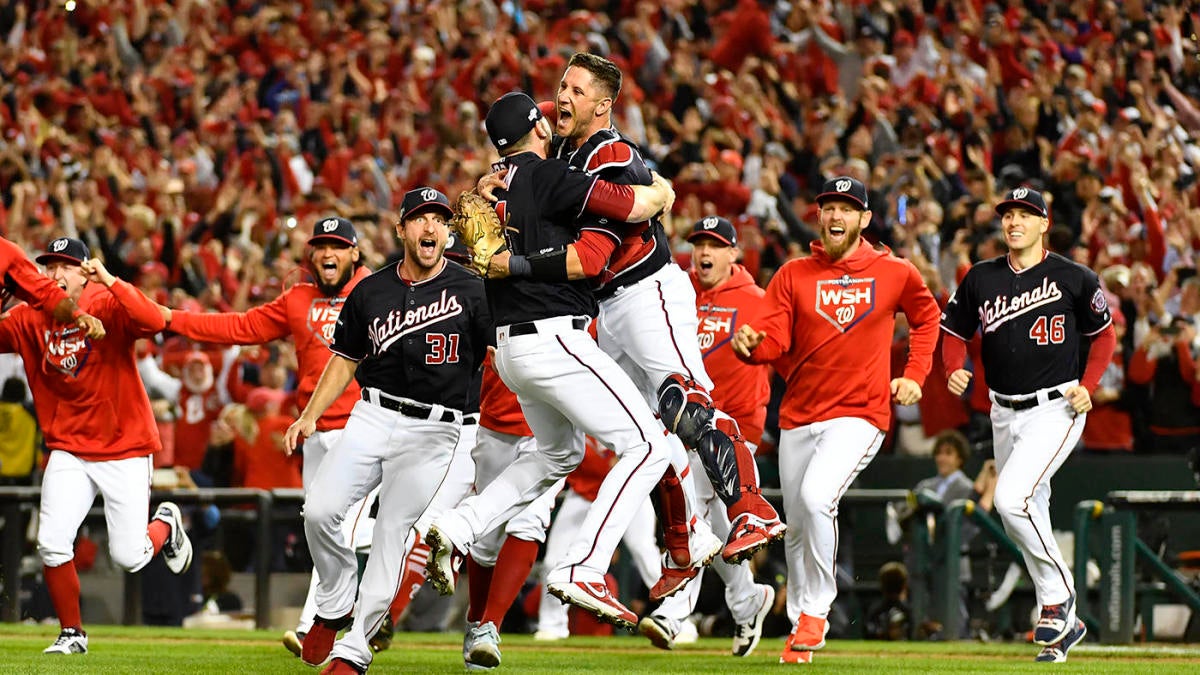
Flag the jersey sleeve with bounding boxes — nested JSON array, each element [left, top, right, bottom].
[[1, 238, 70, 313], [329, 283, 369, 361], [105, 279, 167, 337], [897, 260, 942, 385], [1075, 267, 1113, 336], [170, 292, 292, 344], [744, 264, 797, 363], [940, 269, 980, 340]]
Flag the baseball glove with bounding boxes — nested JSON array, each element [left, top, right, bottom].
[[450, 191, 507, 276]]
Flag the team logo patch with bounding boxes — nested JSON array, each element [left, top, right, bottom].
[[50, 238, 69, 252], [1090, 288, 1108, 314], [815, 275, 876, 333], [321, 218, 339, 233], [307, 296, 346, 347], [1012, 187, 1029, 199], [43, 326, 91, 377], [420, 188, 438, 202], [701, 217, 720, 230], [835, 179, 852, 193]]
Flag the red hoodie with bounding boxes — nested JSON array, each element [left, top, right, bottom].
[[0, 279, 165, 460], [739, 243, 941, 431], [691, 264, 770, 445]]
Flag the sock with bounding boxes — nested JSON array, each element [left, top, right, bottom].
[[465, 556, 494, 625], [148, 519, 170, 554], [481, 536, 540, 627], [44, 561, 82, 631], [389, 543, 430, 624]]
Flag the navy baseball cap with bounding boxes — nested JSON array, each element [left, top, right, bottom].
[[36, 237, 89, 265], [485, 91, 543, 150], [995, 186, 1048, 218], [308, 216, 358, 246], [399, 187, 454, 222], [687, 216, 737, 247], [816, 176, 869, 210]]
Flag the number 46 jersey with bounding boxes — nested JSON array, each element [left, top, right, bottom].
[[941, 252, 1111, 397]]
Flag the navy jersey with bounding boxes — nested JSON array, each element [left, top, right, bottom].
[[487, 151, 606, 325], [941, 253, 1112, 396], [330, 259, 491, 411], [556, 128, 672, 298]]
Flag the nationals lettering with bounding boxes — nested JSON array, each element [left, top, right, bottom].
[[367, 289, 463, 355], [979, 277, 1063, 334]]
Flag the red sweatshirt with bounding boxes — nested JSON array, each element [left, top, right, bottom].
[[690, 264, 770, 445], [0, 237, 73, 315], [0, 279, 165, 460], [168, 267, 371, 432], [739, 243, 941, 432]]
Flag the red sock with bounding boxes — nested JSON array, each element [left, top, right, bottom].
[[465, 556, 494, 625], [43, 561, 82, 631], [147, 519, 170, 555], [389, 543, 430, 624], [481, 536, 540, 627]]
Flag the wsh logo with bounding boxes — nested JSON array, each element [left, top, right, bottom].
[[815, 275, 876, 333]]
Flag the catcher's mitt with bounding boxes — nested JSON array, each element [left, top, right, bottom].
[[450, 191, 507, 276]]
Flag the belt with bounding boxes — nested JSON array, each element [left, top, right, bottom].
[[508, 317, 588, 337], [992, 389, 1063, 411], [361, 389, 457, 423], [463, 413, 479, 426]]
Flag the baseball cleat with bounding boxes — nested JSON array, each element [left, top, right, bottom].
[[43, 627, 88, 654], [1035, 618, 1086, 663], [638, 614, 679, 651], [424, 526, 462, 596], [533, 628, 568, 641], [547, 581, 637, 630], [464, 620, 502, 670], [320, 657, 366, 674], [790, 613, 829, 651], [155, 502, 193, 574], [722, 513, 786, 564], [732, 584, 775, 657], [368, 614, 393, 653], [282, 630, 304, 657], [649, 526, 722, 601], [779, 629, 814, 664], [302, 613, 352, 666], [1033, 595, 1075, 645]]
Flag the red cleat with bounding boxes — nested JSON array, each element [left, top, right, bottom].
[[790, 613, 829, 651], [301, 612, 352, 666], [320, 657, 366, 674], [547, 581, 637, 630], [723, 513, 787, 564]]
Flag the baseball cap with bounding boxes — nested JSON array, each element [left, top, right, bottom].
[[308, 216, 358, 246], [36, 237, 89, 265], [399, 187, 454, 222], [816, 176, 869, 210], [687, 216, 737, 247], [995, 186, 1049, 218], [485, 91, 543, 149]]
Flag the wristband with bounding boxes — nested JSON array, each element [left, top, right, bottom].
[[528, 249, 569, 281], [508, 255, 532, 277]]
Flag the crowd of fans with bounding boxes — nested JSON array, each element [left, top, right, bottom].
[[1, 0, 1199, 638]]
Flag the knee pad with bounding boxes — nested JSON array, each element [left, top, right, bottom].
[[656, 374, 714, 448]]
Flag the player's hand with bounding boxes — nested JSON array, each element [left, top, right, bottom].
[[487, 250, 512, 279], [76, 313, 106, 339], [890, 377, 923, 406], [650, 171, 676, 215], [283, 415, 316, 456], [476, 169, 509, 202], [1062, 385, 1092, 416], [80, 258, 117, 287], [947, 368, 972, 396], [731, 324, 765, 358], [157, 303, 173, 324]]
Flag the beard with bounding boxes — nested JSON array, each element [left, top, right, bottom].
[[820, 225, 862, 260], [314, 264, 354, 296], [183, 366, 214, 394]]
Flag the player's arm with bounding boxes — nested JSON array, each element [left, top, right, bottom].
[[283, 353, 357, 454], [893, 262, 943, 405], [2, 241, 103, 338], [493, 230, 619, 281], [583, 171, 675, 223], [733, 266, 796, 363], [82, 258, 166, 335], [164, 292, 291, 344], [939, 270, 980, 396]]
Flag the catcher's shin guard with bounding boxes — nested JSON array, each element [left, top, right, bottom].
[[696, 416, 775, 519], [657, 374, 715, 448], [652, 467, 693, 567]]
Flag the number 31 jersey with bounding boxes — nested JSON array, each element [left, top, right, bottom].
[[941, 252, 1112, 397]]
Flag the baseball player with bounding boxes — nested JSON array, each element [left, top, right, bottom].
[[941, 186, 1115, 663], [425, 91, 682, 634], [0, 237, 190, 655], [489, 54, 783, 584], [639, 217, 776, 657], [731, 177, 941, 663], [0, 235, 104, 338], [283, 188, 491, 674], [160, 216, 377, 656]]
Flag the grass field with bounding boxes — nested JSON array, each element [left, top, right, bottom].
[[2, 624, 1199, 673]]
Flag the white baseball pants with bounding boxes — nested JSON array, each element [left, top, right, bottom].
[[779, 417, 883, 623]]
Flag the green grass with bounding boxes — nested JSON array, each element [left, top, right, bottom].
[[1, 624, 1198, 673]]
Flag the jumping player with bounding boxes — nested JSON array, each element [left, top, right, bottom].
[[941, 186, 1114, 663], [425, 90, 682, 632], [159, 216, 375, 657], [639, 217, 776, 657], [731, 177, 941, 663], [284, 188, 492, 674], [0, 238, 190, 654]]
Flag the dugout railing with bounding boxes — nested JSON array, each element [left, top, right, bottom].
[[1073, 491, 1200, 644], [0, 486, 307, 629]]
